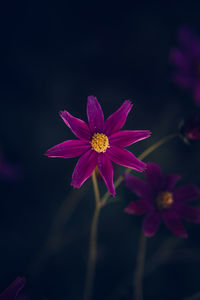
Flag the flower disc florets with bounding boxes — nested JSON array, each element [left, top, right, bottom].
[[156, 191, 173, 210], [91, 133, 109, 153]]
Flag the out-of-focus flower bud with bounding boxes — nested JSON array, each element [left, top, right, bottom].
[[179, 115, 200, 143]]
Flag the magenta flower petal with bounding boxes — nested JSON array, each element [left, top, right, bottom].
[[109, 130, 151, 147], [163, 212, 188, 238], [145, 162, 162, 190], [104, 100, 133, 136], [124, 200, 151, 215], [164, 174, 181, 191], [97, 153, 115, 196], [87, 96, 104, 133], [0, 277, 26, 300], [60, 110, 91, 140], [179, 205, 200, 223], [173, 184, 200, 203], [142, 212, 161, 237], [45, 140, 91, 158], [71, 149, 97, 188], [107, 146, 146, 172], [124, 174, 153, 200]]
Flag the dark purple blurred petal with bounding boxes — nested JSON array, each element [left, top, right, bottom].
[[172, 73, 193, 88], [107, 146, 146, 172], [71, 149, 97, 188], [124, 173, 153, 200], [178, 26, 198, 47], [0, 277, 26, 300], [45, 140, 90, 158], [145, 162, 163, 190], [60, 110, 91, 140], [0, 163, 21, 182], [97, 153, 115, 196], [87, 96, 104, 133], [142, 212, 161, 237], [177, 26, 200, 56], [163, 212, 188, 238], [109, 130, 151, 147], [179, 205, 200, 223], [194, 83, 200, 105], [173, 184, 200, 203], [170, 49, 190, 70], [164, 174, 181, 191], [124, 200, 151, 215], [104, 100, 133, 136]]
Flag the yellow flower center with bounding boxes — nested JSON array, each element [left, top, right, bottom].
[[156, 191, 173, 210], [91, 133, 110, 153]]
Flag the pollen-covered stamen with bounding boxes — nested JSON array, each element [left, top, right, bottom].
[[156, 191, 173, 210], [91, 133, 110, 153]]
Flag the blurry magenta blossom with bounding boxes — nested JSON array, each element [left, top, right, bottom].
[[0, 277, 27, 300], [45, 96, 151, 196], [0, 152, 21, 182], [124, 162, 200, 238], [179, 114, 200, 143], [171, 26, 200, 105]]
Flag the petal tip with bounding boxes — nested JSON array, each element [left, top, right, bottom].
[[59, 110, 66, 118], [87, 95, 98, 103], [147, 130, 152, 137], [111, 191, 116, 197], [44, 149, 51, 157], [70, 182, 80, 189], [124, 100, 133, 109]]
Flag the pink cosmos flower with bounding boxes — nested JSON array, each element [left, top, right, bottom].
[[171, 26, 200, 105], [124, 162, 200, 238], [0, 277, 27, 300], [45, 96, 151, 196]]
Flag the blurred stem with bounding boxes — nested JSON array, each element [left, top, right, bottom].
[[134, 232, 147, 300], [83, 171, 101, 300], [29, 186, 88, 277], [101, 132, 177, 206]]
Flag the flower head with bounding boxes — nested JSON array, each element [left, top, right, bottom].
[[171, 26, 200, 105], [124, 162, 200, 238], [45, 96, 151, 196], [179, 114, 200, 143], [0, 277, 27, 300]]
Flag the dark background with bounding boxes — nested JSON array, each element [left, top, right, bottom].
[[0, 1, 200, 299]]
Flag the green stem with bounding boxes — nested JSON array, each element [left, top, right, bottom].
[[100, 132, 177, 206], [133, 232, 147, 300], [83, 172, 101, 300]]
